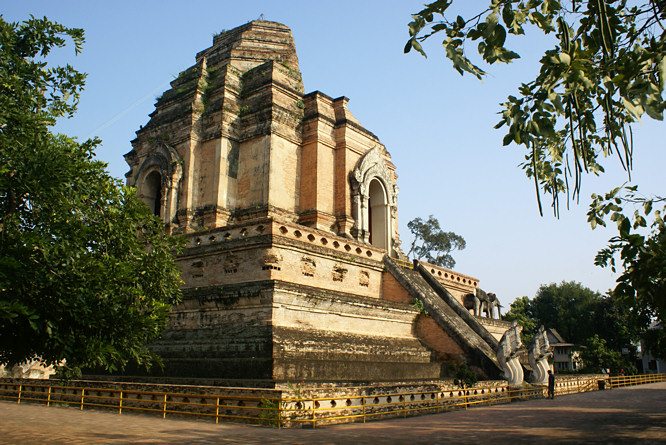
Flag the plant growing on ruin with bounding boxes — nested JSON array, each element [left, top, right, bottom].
[[410, 298, 430, 316], [258, 382, 306, 427], [287, 381, 307, 413], [406, 215, 466, 268], [258, 396, 283, 427], [0, 16, 183, 376], [453, 364, 478, 388]]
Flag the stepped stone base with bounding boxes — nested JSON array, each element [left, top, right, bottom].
[[148, 275, 440, 381]]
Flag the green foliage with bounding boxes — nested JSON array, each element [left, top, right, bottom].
[[258, 396, 282, 427], [453, 363, 478, 388], [406, 215, 466, 268], [582, 334, 637, 374], [529, 281, 600, 343], [0, 16, 183, 375], [505, 282, 639, 370], [259, 382, 306, 427], [589, 186, 666, 358], [286, 381, 306, 412], [410, 298, 430, 316], [503, 296, 537, 345], [406, 0, 666, 216]]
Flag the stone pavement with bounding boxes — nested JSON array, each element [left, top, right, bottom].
[[2, 382, 665, 444]]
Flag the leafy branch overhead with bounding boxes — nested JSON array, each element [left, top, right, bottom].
[[406, 0, 666, 216], [406, 0, 666, 359], [407, 215, 466, 268]]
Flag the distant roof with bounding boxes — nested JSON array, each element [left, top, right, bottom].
[[547, 328, 566, 344]]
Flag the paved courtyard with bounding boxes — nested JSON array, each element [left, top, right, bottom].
[[2, 382, 665, 444]]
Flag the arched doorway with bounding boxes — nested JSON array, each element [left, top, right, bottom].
[[143, 171, 163, 217], [350, 146, 398, 253], [368, 178, 389, 251]]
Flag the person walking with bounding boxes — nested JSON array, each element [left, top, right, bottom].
[[547, 369, 555, 399]]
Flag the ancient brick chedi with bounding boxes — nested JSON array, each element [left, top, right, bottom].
[[124, 21, 509, 382]]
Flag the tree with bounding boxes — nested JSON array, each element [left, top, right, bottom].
[[589, 187, 666, 358], [504, 282, 599, 344], [503, 295, 538, 344], [530, 281, 599, 343], [582, 334, 637, 374], [0, 16, 183, 376], [406, 0, 665, 214], [406, 215, 466, 268], [406, 1, 666, 358], [504, 282, 638, 372]]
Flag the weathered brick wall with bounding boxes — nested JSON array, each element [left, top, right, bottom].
[[120, 19, 507, 385], [177, 220, 386, 298], [416, 315, 466, 363], [381, 271, 412, 304], [477, 317, 513, 341]]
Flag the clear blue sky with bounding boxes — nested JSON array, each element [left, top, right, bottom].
[[4, 1, 664, 310]]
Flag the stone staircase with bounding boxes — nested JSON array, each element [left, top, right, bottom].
[[384, 256, 501, 378]]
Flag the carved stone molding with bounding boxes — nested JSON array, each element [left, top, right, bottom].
[[261, 249, 283, 270], [359, 270, 370, 287], [497, 322, 527, 386], [528, 325, 553, 384], [224, 253, 239, 273], [301, 256, 316, 277], [332, 264, 348, 282]]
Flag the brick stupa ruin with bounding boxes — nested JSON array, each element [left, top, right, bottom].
[[124, 21, 511, 383]]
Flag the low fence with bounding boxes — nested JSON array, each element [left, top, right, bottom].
[[277, 385, 543, 427], [393, 258, 414, 270], [552, 374, 605, 395], [0, 380, 281, 425], [609, 373, 665, 388], [0, 374, 663, 428]]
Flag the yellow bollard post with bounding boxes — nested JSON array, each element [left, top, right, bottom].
[[277, 397, 281, 429], [362, 396, 366, 423], [119, 391, 123, 415], [47, 386, 51, 407], [312, 398, 316, 429], [80, 389, 85, 410], [163, 394, 167, 419], [17, 385, 22, 405], [215, 397, 220, 425]]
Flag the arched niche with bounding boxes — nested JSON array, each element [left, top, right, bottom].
[[350, 146, 398, 254], [134, 143, 183, 226], [142, 170, 163, 216], [368, 178, 389, 250]]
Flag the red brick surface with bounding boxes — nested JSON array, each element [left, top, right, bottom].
[[381, 272, 412, 304], [416, 315, 466, 360]]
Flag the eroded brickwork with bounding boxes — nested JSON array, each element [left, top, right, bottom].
[[416, 316, 466, 363], [123, 20, 504, 383]]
